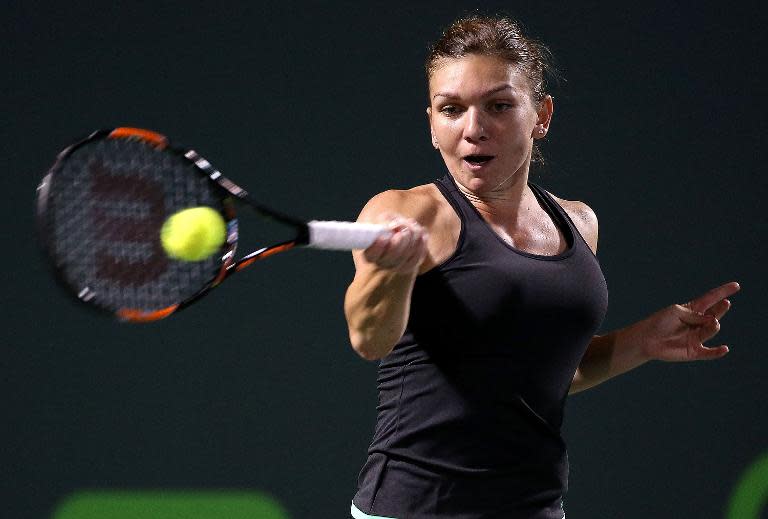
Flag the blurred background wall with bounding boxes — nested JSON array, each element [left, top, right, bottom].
[[3, 1, 766, 518]]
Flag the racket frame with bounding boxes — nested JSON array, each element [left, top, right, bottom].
[[36, 127, 321, 322]]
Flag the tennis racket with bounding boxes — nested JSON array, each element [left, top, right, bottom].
[[36, 127, 388, 322]]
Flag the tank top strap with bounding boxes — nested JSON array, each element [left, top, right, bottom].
[[527, 182, 587, 252], [433, 174, 479, 225], [434, 174, 591, 255], [434, 175, 575, 234]]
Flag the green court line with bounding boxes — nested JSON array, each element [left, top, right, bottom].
[[53, 490, 289, 519], [726, 450, 768, 519]]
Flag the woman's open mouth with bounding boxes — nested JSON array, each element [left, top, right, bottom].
[[462, 154, 495, 169]]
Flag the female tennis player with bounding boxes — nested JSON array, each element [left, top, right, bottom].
[[344, 14, 740, 519]]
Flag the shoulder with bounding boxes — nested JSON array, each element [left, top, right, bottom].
[[548, 191, 599, 254], [357, 182, 460, 271], [357, 183, 447, 226]]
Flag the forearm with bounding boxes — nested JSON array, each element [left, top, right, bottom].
[[344, 268, 417, 360], [569, 326, 651, 394], [570, 284, 739, 394]]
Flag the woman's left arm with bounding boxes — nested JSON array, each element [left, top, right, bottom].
[[570, 281, 741, 394], [556, 197, 741, 394]]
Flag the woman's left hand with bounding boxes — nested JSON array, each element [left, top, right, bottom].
[[625, 281, 741, 362]]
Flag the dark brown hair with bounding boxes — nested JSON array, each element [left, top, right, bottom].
[[426, 14, 558, 165], [426, 14, 555, 105]]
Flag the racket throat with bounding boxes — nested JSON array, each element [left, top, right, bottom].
[[294, 224, 311, 246], [234, 240, 299, 271]]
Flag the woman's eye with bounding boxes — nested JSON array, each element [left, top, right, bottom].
[[439, 105, 460, 115], [491, 102, 513, 112]]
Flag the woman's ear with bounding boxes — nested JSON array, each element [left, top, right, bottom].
[[533, 95, 554, 139], [427, 107, 439, 149]]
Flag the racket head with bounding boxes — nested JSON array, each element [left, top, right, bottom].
[[36, 128, 239, 322]]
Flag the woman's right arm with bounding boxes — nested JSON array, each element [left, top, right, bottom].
[[344, 190, 430, 360]]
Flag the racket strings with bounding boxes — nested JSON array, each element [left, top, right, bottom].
[[47, 137, 226, 313]]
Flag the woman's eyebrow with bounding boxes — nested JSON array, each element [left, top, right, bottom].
[[431, 84, 517, 100]]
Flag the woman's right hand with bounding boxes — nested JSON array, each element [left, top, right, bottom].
[[362, 214, 430, 274], [345, 192, 436, 360]]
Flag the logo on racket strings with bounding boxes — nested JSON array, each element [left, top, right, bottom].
[[89, 160, 170, 286]]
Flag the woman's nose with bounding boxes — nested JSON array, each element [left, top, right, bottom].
[[463, 108, 488, 142]]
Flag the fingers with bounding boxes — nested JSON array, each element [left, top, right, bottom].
[[693, 344, 730, 361], [675, 304, 730, 360], [675, 304, 722, 340], [687, 281, 741, 314], [676, 304, 714, 326], [362, 215, 429, 273], [698, 315, 721, 342], [706, 299, 731, 320]]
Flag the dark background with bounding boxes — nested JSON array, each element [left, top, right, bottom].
[[4, 1, 766, 518]]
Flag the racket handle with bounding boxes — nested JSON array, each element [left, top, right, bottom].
[[307, 220, 390, 250]]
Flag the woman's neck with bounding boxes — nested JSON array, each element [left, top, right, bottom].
[[454, 172, 532, 219]]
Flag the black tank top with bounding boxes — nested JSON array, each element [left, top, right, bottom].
[[353, 174, 609, 519]]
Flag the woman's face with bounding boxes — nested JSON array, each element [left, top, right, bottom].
[[427, 54, 552, 195]]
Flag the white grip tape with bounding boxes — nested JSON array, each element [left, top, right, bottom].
[[307, 220, 390, 250]]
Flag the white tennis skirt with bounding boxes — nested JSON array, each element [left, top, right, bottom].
[[350, 501, 565, 519]]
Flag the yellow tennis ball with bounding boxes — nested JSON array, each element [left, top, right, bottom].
[[160, 207, 227, 261]]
